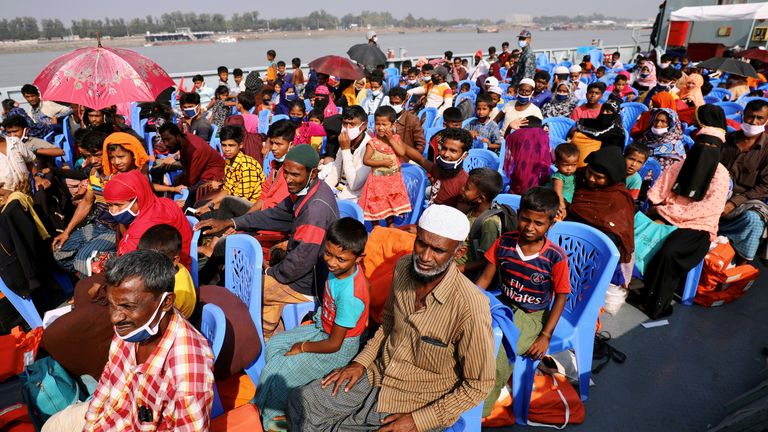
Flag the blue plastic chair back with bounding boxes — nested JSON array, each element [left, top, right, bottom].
[[337, 200, 365, 223], [737, 96, 768, 107], [392, 163, 428, 226], [588, 49, 604, 67], [0, 276, 42, 328], [186, 215, 200, 288], [703, 95, 721, 105], [620, 102, 648, 126], [716, 102, 743, 121], [536, 53, 550, 69], [708, 87, 733, 102], [281, 301, 317, 331], [209, 124, 220, 152], [541, 116, 575, 149], [262, 150, 275, 178], [200, 303, 226, 418], [367, 113, 375, 131], [453, 92, 477, 107], [637, 157, 662, 187], [461, 117, 477, 129], [418, 107, 438, 129], [304, 99, 312, 112], [224, 234, 265, 384], [130, 103, 142, 136], [458, 80, 478, 92], [433, 116, 444, 128], [463, 149, 499, 172], [271, 114, 288, 124], [61, 115, 75, 166], [681, 134, 695, 151], [387, 74, 401, 90], [493, 193, 521, 211], [384, 66, 399, 79], [258, 109, 271, 134]]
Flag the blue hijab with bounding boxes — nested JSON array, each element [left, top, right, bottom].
[[274, 83, 297, 116]]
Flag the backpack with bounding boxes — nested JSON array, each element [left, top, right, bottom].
[[20, 356, 86, 429], [469, 203, 518, 259]]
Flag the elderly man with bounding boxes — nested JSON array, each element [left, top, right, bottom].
[[720, 99, 768, 264], [196, 145, 338, 338], [287, 204, 495, 431], [43, 250, 214, 431]]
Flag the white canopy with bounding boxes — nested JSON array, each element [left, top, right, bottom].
[[671, 2, 768, 21]]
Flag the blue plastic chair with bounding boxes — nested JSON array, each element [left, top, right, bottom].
[[0, 276, 42, 328], [493, 193, 521, 211], [391, 163, 428, 226], [703, 95, 721, 105], [281, 301, 317, 331], [458, 79, 479, 93], [209, 124, 220, 153], [337, 200, 365, 223], [262, 150, 275, 178], [620, 102, 648, 126], [637, 157, 663, 186], [271, 114, 288, 124], [463, 149, 499, 172], [511, 221, 620, 424], [716, 102, 744, 120], [680, 260, 704, 306], [542, 117, 575, 149], [708, 88, 733, 102], [130, 103, 142, 136], [367, 113, 375, 131], [433, 116, 444, 128], [224, 234, 266, 385], [454, 92, 477, 107], [258, 109, 271, 134], [461, 117, 477, 128], [304, 99, 312, 112], [447, 327, 505, 432], [61, 115, 75, 167], [737, 95, 768, 107], [681, 134, 695, 151], [200, 303, 226, 418], [418, 107, 438, 129], [186, 215, 200, 289]]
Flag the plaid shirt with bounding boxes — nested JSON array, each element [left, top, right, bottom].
[[84, 311, 214, 432], [224, 152, 266, 203]]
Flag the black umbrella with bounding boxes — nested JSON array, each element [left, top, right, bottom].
[[347, 43, 387, 67], [697, 57, 758, 79]]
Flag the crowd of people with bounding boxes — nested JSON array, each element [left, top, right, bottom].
[[1, 28, 767, 431]]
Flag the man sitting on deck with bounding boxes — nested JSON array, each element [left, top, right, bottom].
[[195, 145, 338, 339], [287, 204, 494, 431], [42, 250, 214, 431]]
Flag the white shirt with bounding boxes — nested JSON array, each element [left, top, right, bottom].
[[195, 86, 215, 106], [470, 59, 491, 81], [500, 102, 543, 135], [572, 81, 588, 100], [362, 91, 388, 115], [321, 133, 372, 201], [0, 136, 35, 192], [407, 83, 454, 115]]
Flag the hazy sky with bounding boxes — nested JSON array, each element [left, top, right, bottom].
[[4, 0, 659, 22]]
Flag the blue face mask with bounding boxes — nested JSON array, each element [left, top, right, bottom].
[[115, 292, 170, 343], [110, 198, 138, 225], [517, 96, 531, 105], [183, 107, 198, 118], [555, 93, 569, 101], [436, 153, 466, 171], [285, 93, 297, 102], [289, 116, 303, 124]]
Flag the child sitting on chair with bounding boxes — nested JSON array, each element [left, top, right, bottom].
[[466, 94, 503, 152], [253, 218, 370, 431], [137, 224, 196, 318], [475, 187, 570, 417]]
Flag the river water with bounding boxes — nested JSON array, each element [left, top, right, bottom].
[[0, 29, 637, 88]]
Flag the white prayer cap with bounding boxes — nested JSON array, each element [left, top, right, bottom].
[[519, 78, 536, 88], [418, 205, 470, 242], [569, 65, 582, 73], [484, 76, 499, 88], [553, 66, 569, 75], [488, 86, 503, 95]]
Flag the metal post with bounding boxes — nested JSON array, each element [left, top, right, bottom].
[[663, 19, 673, 52]]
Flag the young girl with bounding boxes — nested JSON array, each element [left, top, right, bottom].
[[548, 142, 579, 220], [254, 218, 369, 430], [289, 101, 326, 151], [207, 85, 234, 129], [357, 105, 412, 226]]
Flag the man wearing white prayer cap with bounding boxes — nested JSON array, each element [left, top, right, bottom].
[[287, 205, 495, 431], [569, 64, 588, 99]]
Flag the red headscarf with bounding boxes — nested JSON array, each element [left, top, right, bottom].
[[103, 170, 192, 269]]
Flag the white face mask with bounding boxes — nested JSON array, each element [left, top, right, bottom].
[[651, 127, 668, 136], [392, 104, 404, 114], [518, 40, 528, 48], [742, 123, 766, 137], [115, 292, 170, 343], [371, 90, 382, 97], [345, 124, 364, 141], [423, 76, 432, 82], [659, 62, 671, 69]]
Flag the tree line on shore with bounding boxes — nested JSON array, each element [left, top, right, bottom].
[[0, 10, 502, 41]]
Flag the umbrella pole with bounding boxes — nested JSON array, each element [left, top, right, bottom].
[[746, 20, 755, 50]]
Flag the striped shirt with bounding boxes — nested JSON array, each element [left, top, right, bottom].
[[485, 231, 570, 312], [353, 256, 495, 431]]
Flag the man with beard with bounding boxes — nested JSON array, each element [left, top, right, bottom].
[[392, 127, 472, 208], [287, 204, 494, 432]]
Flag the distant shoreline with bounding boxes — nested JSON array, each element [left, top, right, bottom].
[[0, 26, 519, 54]]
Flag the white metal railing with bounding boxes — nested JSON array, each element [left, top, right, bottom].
[[0, 44, 639, 108]]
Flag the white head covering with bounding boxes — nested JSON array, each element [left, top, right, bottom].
[[418, 205, 470, 242], [569, 65, 582, 73], [366, 30, 376, 40], [519, 78, 535, 88], [554, 66, 569, 75], [488, 86, 503, 95], [484, 76, 499, 88]]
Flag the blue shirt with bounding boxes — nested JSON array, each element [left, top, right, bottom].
[[532, 90, 552, 108], [466, 118, 502, 151]]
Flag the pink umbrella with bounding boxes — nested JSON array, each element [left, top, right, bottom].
[[33, 40, 174, 110]]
